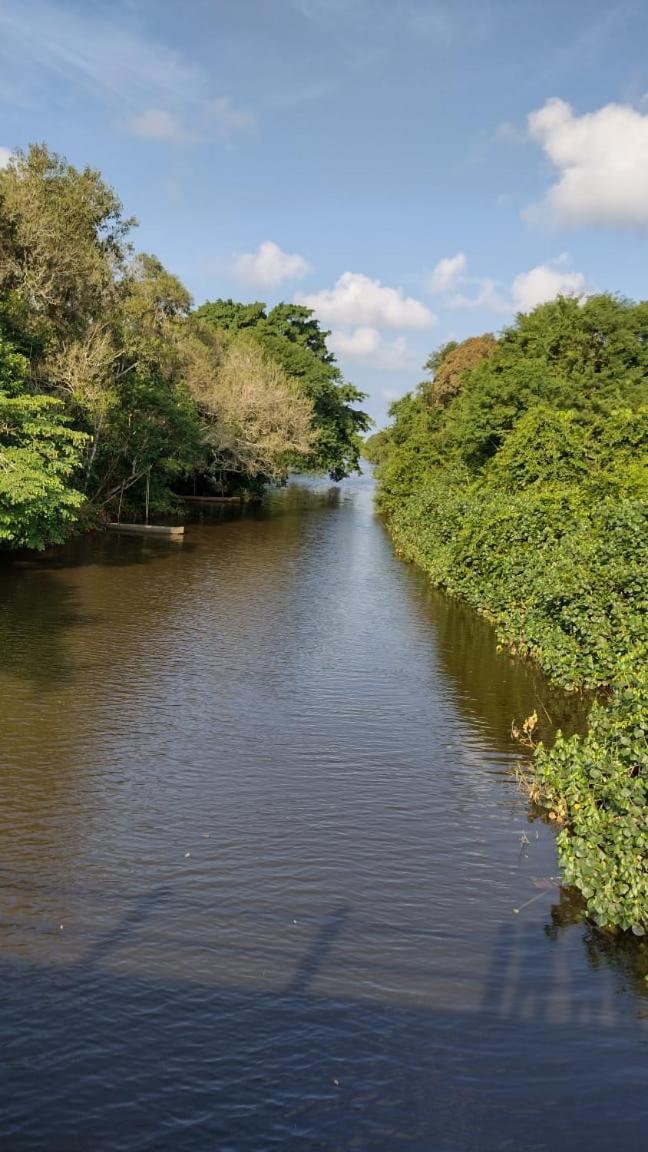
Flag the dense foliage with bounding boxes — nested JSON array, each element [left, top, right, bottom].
[[0, 333, 86, 548], [0, 145, 368, 544], [194, 300, 370, 480], [371, 295, 648, 933]]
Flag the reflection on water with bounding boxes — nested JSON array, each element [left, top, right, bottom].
[[0, 469, 646, 1151]]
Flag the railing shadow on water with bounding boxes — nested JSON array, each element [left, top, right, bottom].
[[1, 881, 647, 1152]]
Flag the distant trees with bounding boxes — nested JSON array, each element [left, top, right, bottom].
[[195, 300, 371, 480], [183, 327, 315, 487]]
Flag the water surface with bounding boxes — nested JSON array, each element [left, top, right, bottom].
[[1, 471, 646, 1151]]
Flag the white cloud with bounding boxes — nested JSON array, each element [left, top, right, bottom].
[[427, 252, 466, 293], [448, 257, 585, 315], [0, 146, 12, 168], [526, 97, 648, 229], [511, 261, 586, 311], [129, 108, 190, 143], [233, 241, 311, 289], [329, 326, 417, 371], [298, 271, 435, 330]]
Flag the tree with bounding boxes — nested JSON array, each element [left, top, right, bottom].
[[0, 144, 133, 356], [0, 332, 86, 548], [485, 407, 592, 491], [183, 327, 314, 488], [88, 254, 201, 510], [424, 334, 496, 407], [0, 142, 375, 545], [194, 299, 371, 480], [448, 294, 648, 467]]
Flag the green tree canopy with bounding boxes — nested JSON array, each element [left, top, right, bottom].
[[448, 294, 648, 466], [0, 331, 86, 548], [195, 299, 371, 480], [0, 144, 133, 356]]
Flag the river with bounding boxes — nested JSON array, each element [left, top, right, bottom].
[[1, 469, 646, 1151]]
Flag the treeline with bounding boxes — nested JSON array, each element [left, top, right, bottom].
[[367, 295, 647, 933], [0, 145, 369, 549]]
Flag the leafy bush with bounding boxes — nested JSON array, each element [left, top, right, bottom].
[[0, 335, 87, 548], [375, 296, 648, 931], [534, 667, 647, 935]]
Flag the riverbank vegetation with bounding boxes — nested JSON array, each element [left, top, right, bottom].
[[0, 145, 369, 549], [367, 295, 647, 933]]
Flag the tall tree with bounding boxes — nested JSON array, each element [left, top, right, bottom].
[[195, 299, 371, 480], [0, 144, 133, 357], [0, 331, 86, 548], [184, 330, 314, 488]]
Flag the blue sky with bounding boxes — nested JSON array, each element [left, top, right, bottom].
[[1, 0, 647, 425]]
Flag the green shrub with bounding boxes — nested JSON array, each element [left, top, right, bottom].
[[375, 296, 648, 931], [534, 667, 647, 935], [0, 334, 87, 549]]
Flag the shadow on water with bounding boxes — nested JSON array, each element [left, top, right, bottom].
[[0, 486, 332, 689], [1, 884, 647, 1152], [0, 566, 88, 687], [185, 483, 344, 526], [0, 532, 199, 688], [1, 531, 198, 572], [545, 887, 648, 997], [285, 904, 350, 995], [387, 540, 589, 752]]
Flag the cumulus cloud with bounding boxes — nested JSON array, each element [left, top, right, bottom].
[[427, 252, 466, 294], [298, 271, 435, 330], [511, 261, 586, 311], [0, 146, 12, 168], [526, 97, 648, 229], [129, 108, 190, 143], [449, 257, 586, 314], [329, 326, 417, 371], [233, 241, 311, 288]]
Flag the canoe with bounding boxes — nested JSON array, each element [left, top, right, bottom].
[[107, 523, 185, 537], [181, 495, 242, 504]]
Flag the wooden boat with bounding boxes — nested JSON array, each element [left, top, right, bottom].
[[107, 523, 185, 538], [181, 495, 242, 504]]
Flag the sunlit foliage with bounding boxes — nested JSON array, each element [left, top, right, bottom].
[[0, 144, 368, 542], [374, 297, 648, 932]]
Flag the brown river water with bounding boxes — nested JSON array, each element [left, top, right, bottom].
[[1, 470, 646, 1151]]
